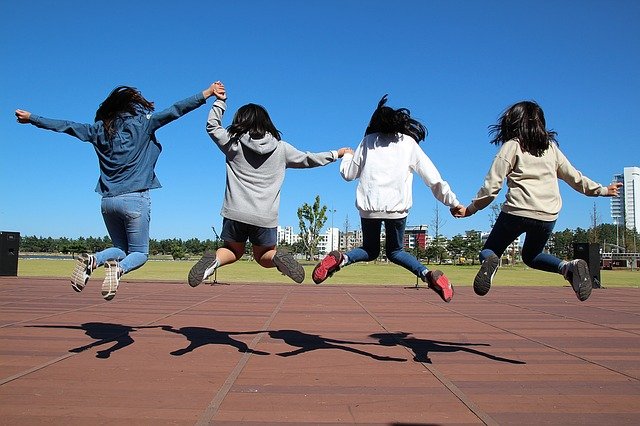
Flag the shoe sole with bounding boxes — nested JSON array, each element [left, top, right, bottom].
[[273, 251, 305, 283], [188, 251, 217, 287], [101, 260, 119, 301], [571, 259, 592, 301], [427, 270, 454, 302], [70, 254, 91, 292], [312, 251, 342, 284], [474, 254, 499, 296]]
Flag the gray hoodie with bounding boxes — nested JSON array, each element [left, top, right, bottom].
[[206, 100, 337, 227]]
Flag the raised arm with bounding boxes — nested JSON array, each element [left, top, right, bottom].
[[340, 143, 362, 181], [205, 82, 232, 150], [411, 145, 459, 208], [556, 148, 610, 196], [16, 109, 97, 142], [283, 142, 338, 168], [147, 82, 219, 131]]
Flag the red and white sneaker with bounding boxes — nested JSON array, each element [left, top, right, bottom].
[[424, 270, 454, 303], [312, 251, 343, 284]]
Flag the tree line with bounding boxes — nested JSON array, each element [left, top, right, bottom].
[[18, 222, 638, 262], [19, 235, 219, 260]]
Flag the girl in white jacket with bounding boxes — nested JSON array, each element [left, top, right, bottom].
[[312, 95, 461, 302]]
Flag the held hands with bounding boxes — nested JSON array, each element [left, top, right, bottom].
[[606, 182, 623, 197], [212, 81, 226, 100], [203, 81, 227, 100], [450, 205, 465, 218], [15, 109, 31, 124], [450, 204, 473, 218], [337, 147, 354, 158]]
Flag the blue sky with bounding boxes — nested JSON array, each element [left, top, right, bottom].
[[1, 0, 638, 241]]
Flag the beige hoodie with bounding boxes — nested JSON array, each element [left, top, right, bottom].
[[467, 139, 608, 221]]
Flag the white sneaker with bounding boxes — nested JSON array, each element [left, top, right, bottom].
[[102, 260, 122, 301], [71, 253, 95, 292]]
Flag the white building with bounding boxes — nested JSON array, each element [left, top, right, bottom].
[[277, 226, 300, 246], [340, 229, 362, 252], [317, 227, 340, 255], [481, 232, 521, 262], [611, 166, 640, 231]]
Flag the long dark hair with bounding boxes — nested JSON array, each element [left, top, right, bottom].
[[94, 86, 154, 140], [489, 100, 557, 156], [228, 103, 282, 140], [365, 95, 426, 142]]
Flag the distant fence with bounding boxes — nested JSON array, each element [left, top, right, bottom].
[[601, 252, 640, 269]]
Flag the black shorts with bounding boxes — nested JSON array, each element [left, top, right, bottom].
[[220, 218, 277, 247]]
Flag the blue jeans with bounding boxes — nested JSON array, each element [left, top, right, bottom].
[[345, 217, 427, 277], [481, 212, 561, 273], [95, 191, 151, 274]]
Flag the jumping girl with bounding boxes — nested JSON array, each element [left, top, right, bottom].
[[312, 95, 461, 302], [452, 100, 621, 301], [16, 82, 220, 300]]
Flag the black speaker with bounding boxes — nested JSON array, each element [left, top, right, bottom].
[[0, 231, 20, 276], [573, 242, 601, 288]]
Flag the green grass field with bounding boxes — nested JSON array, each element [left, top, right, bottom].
[[15, 257, 639, 288]]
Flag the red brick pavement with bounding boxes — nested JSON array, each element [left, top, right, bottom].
[[0, 276, 638, 425]]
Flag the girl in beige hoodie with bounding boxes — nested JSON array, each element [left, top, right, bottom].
[[453, 101, 621, 301]]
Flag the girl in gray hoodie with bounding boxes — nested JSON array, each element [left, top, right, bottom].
[[188, 82, 350, 286]]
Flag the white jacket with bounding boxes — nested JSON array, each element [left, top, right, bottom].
[[340, 133, 459, 219]]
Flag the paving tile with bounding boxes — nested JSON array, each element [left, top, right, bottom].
[[0, 277, 638, 425]]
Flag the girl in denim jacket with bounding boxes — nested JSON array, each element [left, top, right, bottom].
[[16, 82, 222, 300]]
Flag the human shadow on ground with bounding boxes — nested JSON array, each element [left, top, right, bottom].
[[369, 332, 526, 364], [268, 329, 406, 362], [26, 322, 162, 359], [161, 326, 269, 356]]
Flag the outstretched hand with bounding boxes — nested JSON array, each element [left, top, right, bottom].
[[606, 182, 623, 197], [15, 109, 31, 124]]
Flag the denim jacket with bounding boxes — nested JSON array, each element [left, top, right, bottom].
[[30, 92, 206, 197]]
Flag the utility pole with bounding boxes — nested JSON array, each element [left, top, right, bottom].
[[590, 202, 600, 244], [343, 214, 350, 252], [329, 208, 336, 251]]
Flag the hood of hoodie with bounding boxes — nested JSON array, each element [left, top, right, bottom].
[[238, 133, 280, 155]]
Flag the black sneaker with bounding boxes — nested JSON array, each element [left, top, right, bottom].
[[562, 259, 592, 301], [273, 250, 305, 283], [473, 254, 499, 296], [188, 251, 218, 287]]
